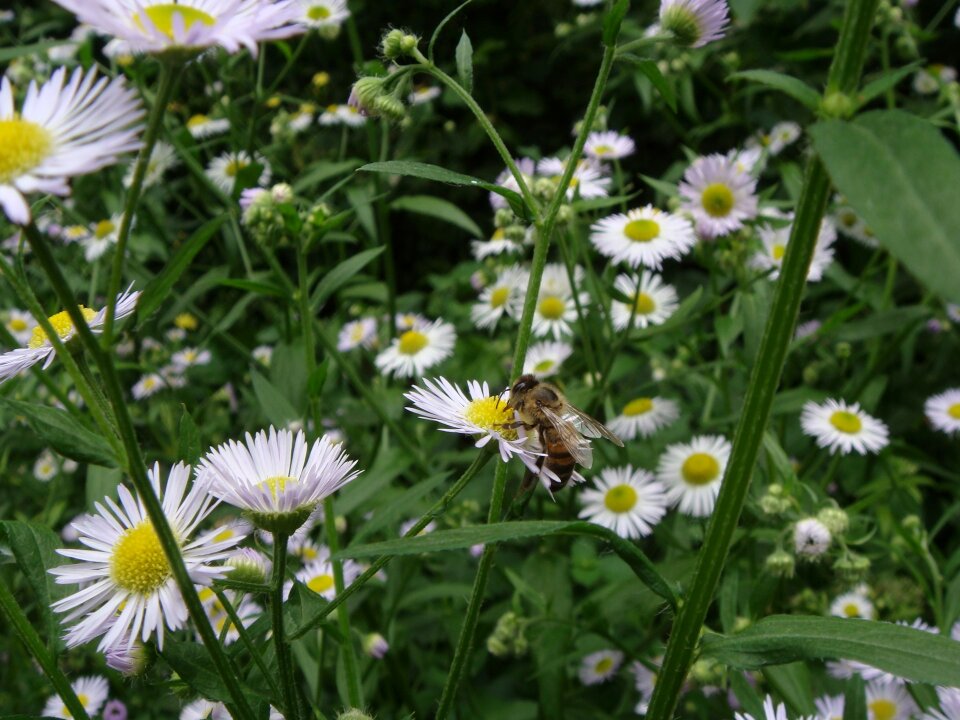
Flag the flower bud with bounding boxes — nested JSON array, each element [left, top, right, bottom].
[[765, 549, 795, 578], [834, 553, 870, 582], [820, 91, 857, 119], [373, 93, 407, 121], [349, 76, 386, 117], [106, 640, 150, 677], [381, 29, 405, 58], [834, 342, 852, 359], [270, 182, 294, 204], [226, 548, 270, 584], [363, 632, 389, 659], [817, 507, 849, 535], [337, 711, 374, 720]]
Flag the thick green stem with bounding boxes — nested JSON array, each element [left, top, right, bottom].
[[272, 535, 301, 720], [213, 588, 283, 700], [645, 5, 878, 718], [21, 224, 256, 720], [0, 578, 90, 720], [103, 62, 177, 346], [290, 450, 493, 640], [323, 496, 364, 708]]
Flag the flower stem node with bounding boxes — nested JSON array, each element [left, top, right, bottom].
[[245, 504, 315, 536], [555, 204, 575, 226], [820, 91, 858, 119], [816, 507, 849, 535], [765, 549, 795, 578]]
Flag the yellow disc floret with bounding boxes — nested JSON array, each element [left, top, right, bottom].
[[0, 118, 53, 183], [594, 657, 614, 674], [94, 219, 116, 239], [464, 396, 516, 439], [307, 4, 332, 20], [623, 397, 653, 416], [947, 403, 960, 420], [681, 453, 720, 485], [398, 330, 428, 355], [868, 699, 896, 720], [259, 475, 296, 501], [308, 573, 335, 594], [701, 183, 735, 218], [829, 410, 862, 434], [538, 295, 566, 320], [490, 287, 510, 308], [623, 219, 660, 242], [634, 292, 656, 315], [772, 243, 786, 261], [843, 602, 860, 618], [28, 307, 96, 349], [110, 521, 171, 595], [136, 4, 216, 39], [604, 484, 638, 513]]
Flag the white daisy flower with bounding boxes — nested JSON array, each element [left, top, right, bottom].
[[579, 465, 668, 539], [0, 67, 143, 224], [591, 205, 697, 269], [186, 113, 231, 139], [409, 85, 441, 105], [198, 426, 360, 523], [751, 217, 836, 282], [395, 312, 430, 332], [132, 372, 166, 399], [816, 695, 844, 720], [923, 687, 960, 720], [166, 327, 187, 343], [205, 150, 271, 194], [866, 679, 917, 720], [298, 0, 349, 29], [610, 271, 679, 330], [584, 130, 636, 162], [53, 0, 303, 57], [540, 262, 582, 297], [171, 346, 212, 370], [579, 649, 624, 685], [794, 319, 821, 340], [335, 103, 366, 127], [833, 203, 878, 248], [0, 9, 14, 21], [679, 153, 759, 239], [532, 289, 585, 340], [404, 377, 537, 465], [124, 140, 178, 188], [50, 462, 245, 652], [924, 388, 960, 435], [659, 0, 729, 47], [657, 435, 732, 517], [375, 317, 456, 379], [606, 395, 679, 440], [538, 156, 610, 200], [363, 632, 389, 659], [42, 675, 109, 719], [196, 590, 260, 646], [252, 344, 273, 366], [3, 308, 35, 345], [60, 224, 92, 245], [471, 265, 527, 330], [830, 589, 874, 619], [83, 214, 126, 262], [400, 518, 436, 537], [337, 317, 378, 351], [522, 340, 573, 378], [794, 517, 831, 558], [0, 286, 140, 385], [489, 157, 536, 210], [800, 398, 890, 455], [33, 449, 59, 482], [734, 695, 789, 720], [293, 553, 361, 601], [572, 0, 604, 6], [766, 121, 801, 155], [631, 659, 659, 708], [471, 227, 524, 260], [180, 699, 231, 720]]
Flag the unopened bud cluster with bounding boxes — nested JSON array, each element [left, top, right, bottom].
[[486, 611, 528, 658]]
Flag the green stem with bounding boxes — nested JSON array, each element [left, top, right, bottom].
[[290, 449, 493, 640], [103, 62, 177, 347], [21, 224, 256, 720], [645, 4, 878, 717], [272, 535, 302, 720], [376, 119, 398, 341], [324, 496, 364, 708], [214, 588, 283, 700], [0, 577, 90, 720]]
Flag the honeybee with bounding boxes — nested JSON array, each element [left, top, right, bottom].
[[501, 374, 623, 490]]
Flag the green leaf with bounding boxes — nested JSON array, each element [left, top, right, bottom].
[[639, 173, 679, 198], [621, 55, 677, 112], [163, 640, 258, 704], [831, 306, 927, 342], [843, 675, 867, 720], [809, 110, 960, 304], [137, 216, 226, 322], [310, 247, 384, 312], [455, 30, 473, 93], [0, 40, 72, 63], [178, 407, 202, 465], [762, 663, 816, 716], [858, 62, 922, 106], [1, 400, 117, 467], [390, 195, 483, 236], [729, 70, 821, 110], [701, 615, 960, 686], [250, 370, 299, 427], [292, 159, 362, 193], [85, 465, 122, 510], [358, 161, 528, 219], [603, 0, 630, 46]]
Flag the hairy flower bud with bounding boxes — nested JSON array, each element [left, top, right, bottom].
[[765, 549, 795, 578], [817, 507, 849, 535]]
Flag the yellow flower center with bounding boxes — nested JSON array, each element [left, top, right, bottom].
[[701, 183, 735, 217], [839, 211, 857, 228], [94, 219, 116, 239], [868, 699, 896, 720], [28, 307, 96, 349], [313, 72, 330, 88], [538, 295, 566, 320], [300, 545, 319, 560], [258, 475, 296, 501], [947, 403, 960, 419], [350, 324, 366, 342], [492, 228, 505, 240], [604, 484, 638, 513], [533, 359, 555, 373], [308, 573, 335, 594], [843, 602, 860, 617], [76, 693, 89, 709], [8, 317, 28, 332], [142, 377, 158, 390], [623, 218, 660, 242], [0, 118, 54, 184], [490, 287, 510, 308], [681, 453, 720, 485], [398, 330, 428, 355], [198, 587, 215, 603], [464, 396, 517, 439], [623, 397, 653, 416], [136, 4, 216, 39], [829, 410, 862, 434], [212, 526, 237, 542], [592, 144, 613, 155], [307, 4, 332, 20], [634, 292, 656, 315], [594, 657, 614, 674], [175, 312, 198, 330], [772, 243, 786, 261], [225, 158, 247, 177], [110, 521, 171, 595], [186, 114, 209, 128]]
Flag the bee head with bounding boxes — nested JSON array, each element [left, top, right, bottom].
[[511, 374, 538, 395]]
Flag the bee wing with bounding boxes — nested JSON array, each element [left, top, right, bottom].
[[564, 404, 625, 447], [540, 405, 594, 468]]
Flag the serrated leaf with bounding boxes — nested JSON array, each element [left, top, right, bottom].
[[810, 110, 960, 303], [390, 195, 482, 236], [603, 0, 630, 46], [358, 161, 529, 219], [1, 400, 117, 467], [251, 370, 299, 427], [730, 69, 821, 110], [701, 615, 960, 686], [455, 30, 473, 93], [137, 216, 226, 322], [310, 247, 384, 312]]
